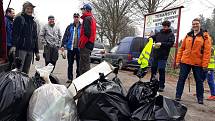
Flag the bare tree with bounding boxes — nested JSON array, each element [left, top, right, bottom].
[[119, 24, 136, 40], [91, 0, 136, 47], [134, 0, 179, 14]]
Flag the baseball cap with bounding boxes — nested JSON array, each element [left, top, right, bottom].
[[81, 4, 92, 11], [73, 13, 80, 17]]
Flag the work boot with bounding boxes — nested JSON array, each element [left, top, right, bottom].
[[158, 87, 164, 92], [66, 80, 72, 83], [175, 97, 181, 101], [198, 100, 204, 104]]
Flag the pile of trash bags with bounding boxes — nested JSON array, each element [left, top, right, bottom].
[[77, 73, 187, 121], [0, 60, 187, 121], [0, 64, 78, 121], [127, 79, 187, 121]]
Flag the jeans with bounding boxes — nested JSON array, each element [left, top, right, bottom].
[[151, 58, 167, 89], [67, 48, 80, 80], [176, 63, 204, 101], [204, 70, 215, 96]]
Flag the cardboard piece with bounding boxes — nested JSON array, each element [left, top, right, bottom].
[[68, 61, 114, 96]]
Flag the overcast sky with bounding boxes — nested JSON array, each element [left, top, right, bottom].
[[3, 0, 215, 41]]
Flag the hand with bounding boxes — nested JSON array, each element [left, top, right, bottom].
[[61, 47, 65, 52], [9, 47, 16, 54], [35, 53, 40, 61], [155, 42, 161, 47], [175, 63, 180, 68], [153, 42, 161, 49], [61, 52, 66, 59]]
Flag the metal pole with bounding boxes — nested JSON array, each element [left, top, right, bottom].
[[174, 7, 182, 69], [7, 0, 12, 9]]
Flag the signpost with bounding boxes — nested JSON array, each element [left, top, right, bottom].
[[143, 6, 184, 68]]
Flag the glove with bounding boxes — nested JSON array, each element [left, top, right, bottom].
[[35, 53, 40, 61], [155, 42, 161, 48], [9, 47, 16, 54]]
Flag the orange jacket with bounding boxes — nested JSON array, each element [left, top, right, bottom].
[[176, 30, 212, 67]]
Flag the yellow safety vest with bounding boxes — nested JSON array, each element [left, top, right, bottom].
[[138, 38, 153, 69], [208, 50, 215, 69]]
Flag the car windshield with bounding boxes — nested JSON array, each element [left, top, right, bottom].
[[110, 45, 118, 53], [94, 43, 104, 49]]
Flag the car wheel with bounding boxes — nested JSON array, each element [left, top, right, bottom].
[[90, 59, 94, 63], [100, 57, 104, 63], [118, 60, 123, 70]]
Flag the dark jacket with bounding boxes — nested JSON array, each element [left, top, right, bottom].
[[152, 29, 175, 60], [62, 22, 81, 50], [12, 13, 39, 53], [79, 12, 96, 50], [5, 15, 13, 47]]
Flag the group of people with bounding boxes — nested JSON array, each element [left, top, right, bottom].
[[5, 1, 215, 105], [146, 19, 215, 104], [5, 1, 96, 83]]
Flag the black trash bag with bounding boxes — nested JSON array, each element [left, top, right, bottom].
[[131, 99, 156, 121], [0, 71, 37, 121], [126, 79, 159, 112], [154, 96, 187, 121], [31, 72, 60, 87], [112, 76, 127, 96], [77, 74, 130, 121], [131, 95, 187, 121]]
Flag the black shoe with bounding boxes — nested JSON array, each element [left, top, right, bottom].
[[66, 80, 72, 83], [158, 88, 164, 92], [198, 100, 204, 104], [175, 97, 181, 101]]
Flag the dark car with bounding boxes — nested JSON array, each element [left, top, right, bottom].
[[104, 37, 148, 69], [90, 43, 107, 63]]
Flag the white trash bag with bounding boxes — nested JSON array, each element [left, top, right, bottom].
[[28, 64, 79, 121]]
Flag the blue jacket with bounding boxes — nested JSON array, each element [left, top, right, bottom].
[[62, 22, 81, 50], [5, 15, 13, 47]]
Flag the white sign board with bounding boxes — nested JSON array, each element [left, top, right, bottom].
[[144, 8, 180, 38]]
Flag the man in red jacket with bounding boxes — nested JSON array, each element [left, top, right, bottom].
[[79, 4, 96, 75]]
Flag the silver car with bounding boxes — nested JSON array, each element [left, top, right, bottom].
[[90, 43, 107, 63]]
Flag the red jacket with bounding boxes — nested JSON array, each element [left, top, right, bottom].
[[79, 12, 96, 49]]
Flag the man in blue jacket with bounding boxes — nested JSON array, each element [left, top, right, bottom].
[[61, 13, 81, 82], [5, 8, 15, 69]]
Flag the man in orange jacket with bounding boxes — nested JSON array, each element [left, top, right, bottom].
[[175, 18, 212, 104]]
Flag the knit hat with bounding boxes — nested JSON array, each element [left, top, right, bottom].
[[22, 1, 35, 12]]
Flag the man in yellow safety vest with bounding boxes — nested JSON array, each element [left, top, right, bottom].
[[204, 47, 215, 100]]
